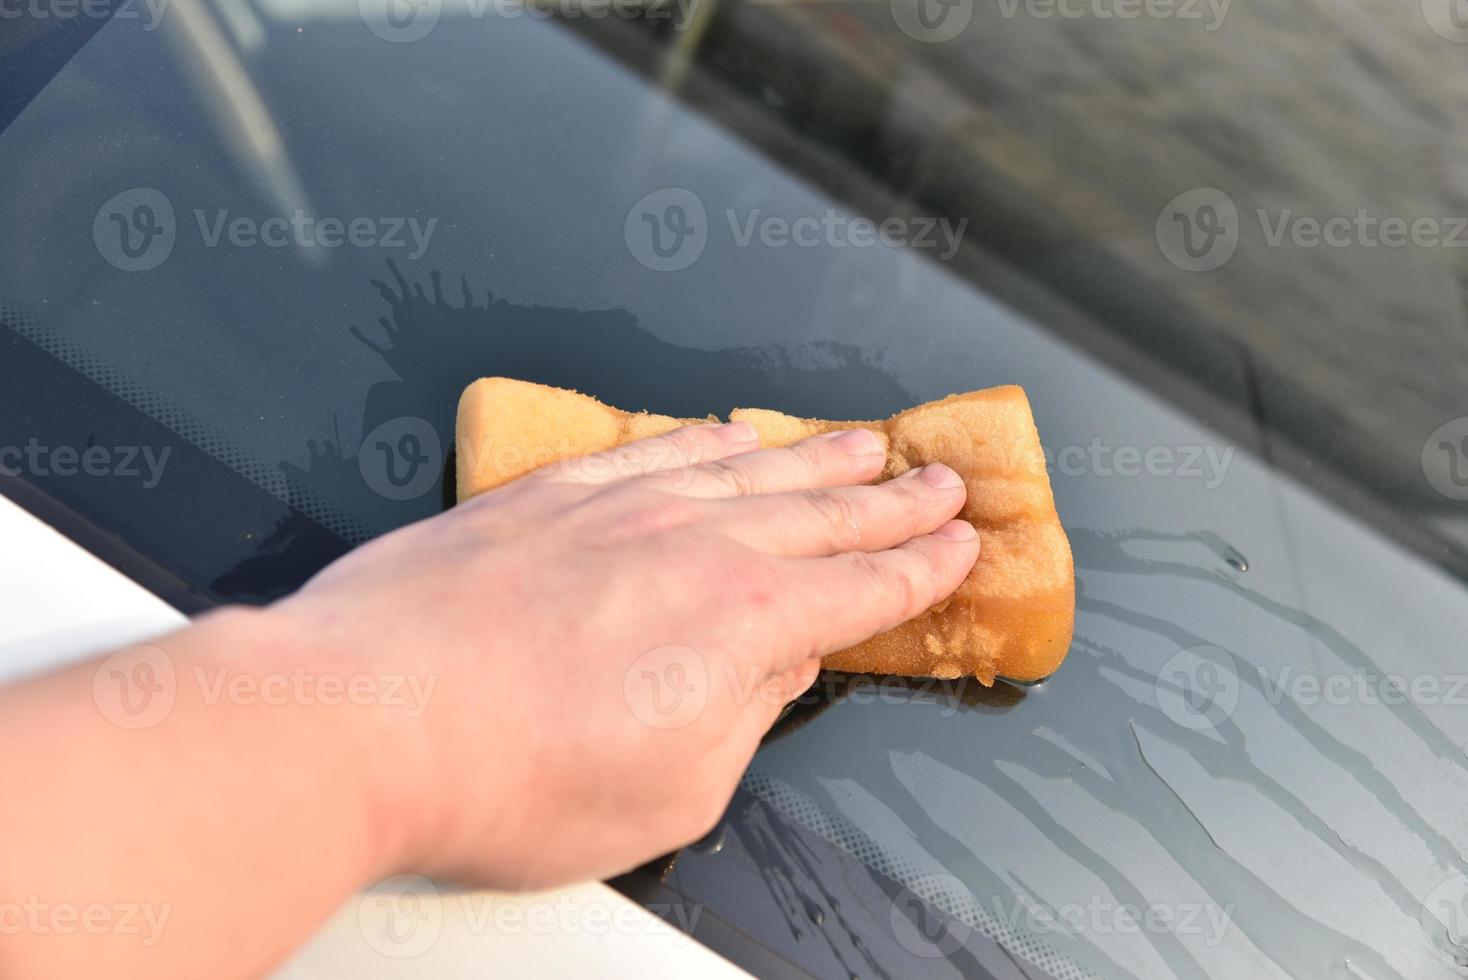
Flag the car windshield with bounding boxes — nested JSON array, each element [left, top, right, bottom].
[[2, 2, 1467, 977]]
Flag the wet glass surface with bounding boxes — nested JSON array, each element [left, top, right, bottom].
[[3, 2, 1468, 976]]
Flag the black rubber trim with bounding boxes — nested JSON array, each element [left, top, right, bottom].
[[613, 868, 822, 980]]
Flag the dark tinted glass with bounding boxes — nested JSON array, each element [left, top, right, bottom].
[[3, 2, 1467, 977]]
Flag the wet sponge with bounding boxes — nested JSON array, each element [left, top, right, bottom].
[[456, 377, 1074, 684]]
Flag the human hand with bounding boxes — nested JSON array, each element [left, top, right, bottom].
[[270, 420, 979, 888]]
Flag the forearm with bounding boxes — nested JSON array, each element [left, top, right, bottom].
[[0, 607, 411, 980]]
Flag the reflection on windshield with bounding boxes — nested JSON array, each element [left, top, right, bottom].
[[2, 0, 1467, 976], [719, 493, 1467, 978]]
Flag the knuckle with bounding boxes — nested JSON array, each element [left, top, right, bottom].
[[889, 564, 924, 618], [701, 458, 758, 497], [899, 547, 945, 615], [846, 549, 891, 595], [850, 550, 924, 618], [878, 476, 934, 530], [648, 430, 699, 471], [800, 489, 863, 549], [786, 439, 827, 472]]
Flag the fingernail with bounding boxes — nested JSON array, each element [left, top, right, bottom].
[[828, 428, 883, 455], [917, 462, 963, 489], [934, 519, 977, 542], [714, 421, 757, 443]]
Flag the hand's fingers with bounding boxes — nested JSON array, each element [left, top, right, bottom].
[[648, 428, 888, 499], [714, 462, 967, 557], [534, 422, 758, 488], [780, 520, 981, 659]]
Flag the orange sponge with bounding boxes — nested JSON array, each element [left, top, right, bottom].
[[456, 377, 1074, 684]]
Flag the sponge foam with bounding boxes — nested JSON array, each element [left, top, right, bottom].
[[456, 377, 1074, 684]]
